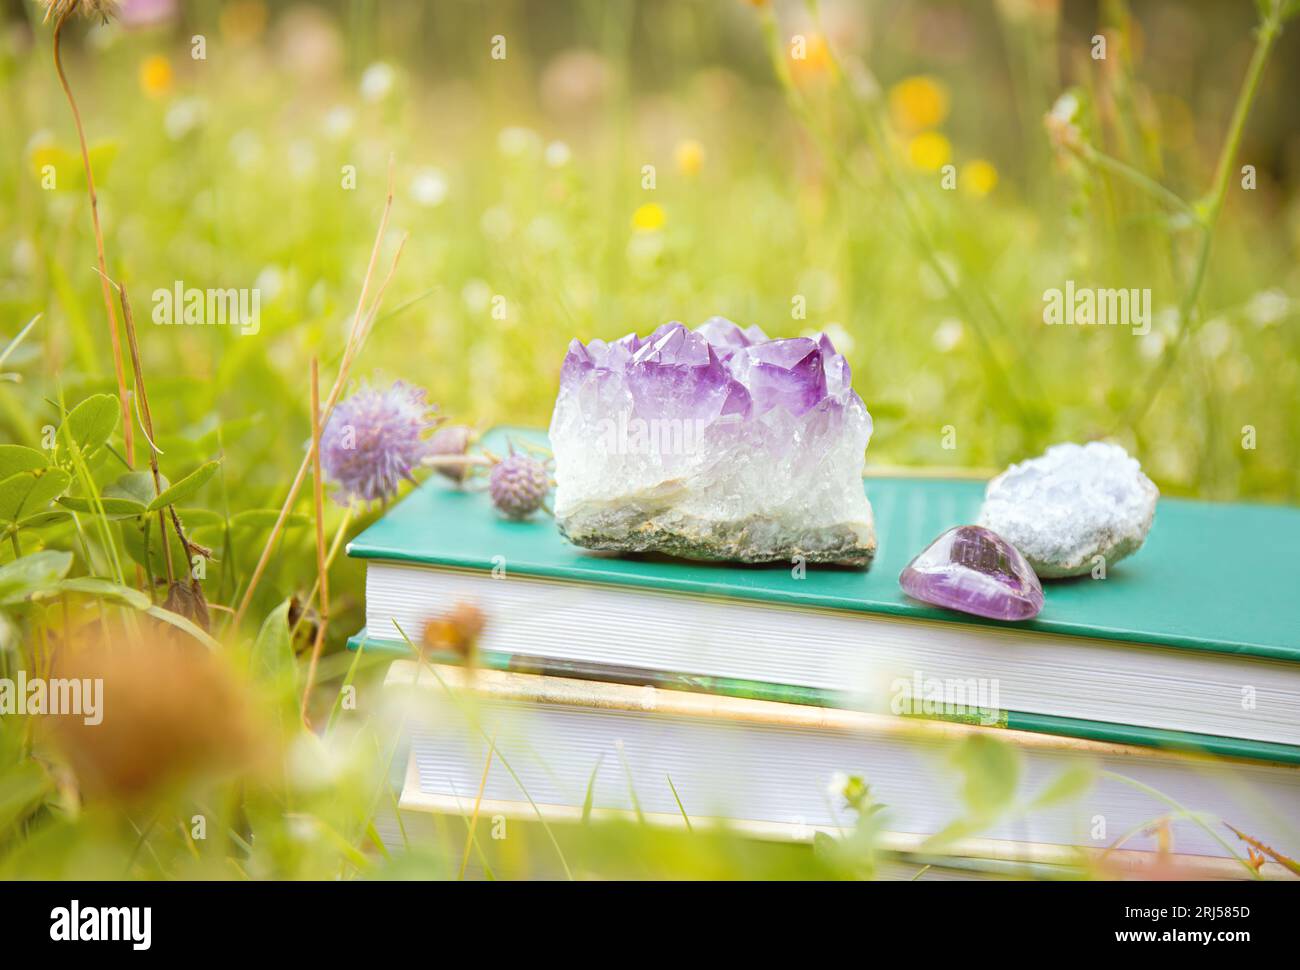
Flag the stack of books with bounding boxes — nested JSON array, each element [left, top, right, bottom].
[[350, 429, 1300, 878]]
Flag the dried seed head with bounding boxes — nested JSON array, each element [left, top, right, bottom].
[[488, 452, 550, 519], [163, 580, 211, 632], [40, 0, 120, 24], [422, 601, 486, 661], [287, 593, 320, 654], [41, 633, 263, 803], [1044, 92, 1084, 155], [427, 424, 476, 484]]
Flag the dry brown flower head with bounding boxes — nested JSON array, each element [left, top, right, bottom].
[[40, 0, 120, 24], [422, 601, 486, 661], [40, 632, 265, 803]]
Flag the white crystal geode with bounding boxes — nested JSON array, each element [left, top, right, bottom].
[[549, 318, 876, 566], [978, 442, 1158, 578]]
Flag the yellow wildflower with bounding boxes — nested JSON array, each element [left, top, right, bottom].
[[960, 159, 998, 197], [675, 139, 706, 177], [632, 202, 666, 232], [907, 131, 951, 171], [889, 75, 950, 132], [788, 32, 832, 86], [139, 54, 173, 99]]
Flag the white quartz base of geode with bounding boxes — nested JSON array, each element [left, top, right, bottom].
[[551, 405, 878, 566], [978, 441, 1158, 578], [557, 496, 877, 566]]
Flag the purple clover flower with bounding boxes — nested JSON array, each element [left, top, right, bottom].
[[321, 381, 436, 504]]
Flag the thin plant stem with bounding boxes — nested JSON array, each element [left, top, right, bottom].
[[1073, 142, 1196, 219], [51, 7, 134, 466], [233, 229, 406, 633], [761, 3, 1039, 423], [1099, 770, 1259, 878], [0, 314, 40, 372], [1122, 1, 1285, 428], [459, 739, 495, 880], [301, 358, 329, 726], [157, 508, 173, 584], [231, 163, 402, 631], [287, 503, 353, 643], [109, 276, 204, 607], [393, 621, 574, 880]]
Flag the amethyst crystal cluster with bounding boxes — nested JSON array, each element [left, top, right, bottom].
[[550, 318, 876, 565]]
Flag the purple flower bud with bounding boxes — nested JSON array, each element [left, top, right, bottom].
[[321, 381, 436, 504], [428, 425, 475, 484], [489, 453, 549, 520]]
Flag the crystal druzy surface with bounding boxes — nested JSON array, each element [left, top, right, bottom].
[[899, 525, 1044, 621], [979, 442, 1158, 578], [549, 318, 876, 566]]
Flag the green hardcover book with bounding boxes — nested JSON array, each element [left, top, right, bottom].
[[349, 428, 1300, 765]]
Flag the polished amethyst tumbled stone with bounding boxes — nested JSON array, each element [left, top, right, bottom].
[[899, 525, 1044, 621]]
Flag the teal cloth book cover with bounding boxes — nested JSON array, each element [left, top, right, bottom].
[[348, 429, 1300, 764]]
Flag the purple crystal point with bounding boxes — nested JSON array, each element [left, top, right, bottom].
[[625, 322, 752, 422], [633, 321, 706, 366], [696, 316, 768, 360], [559, 338, 596, 385], [730, 337, 829, 417], [899, 525, 1044, 621]]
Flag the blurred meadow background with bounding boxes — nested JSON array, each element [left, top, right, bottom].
[[0, 0, 1297, 880]]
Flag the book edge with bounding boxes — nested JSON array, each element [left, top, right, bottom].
[[384, 659, 1300, 771], [350, 623, 1300, 766], [396, 760, 1294, 880], [348, 552, 1299, 663]]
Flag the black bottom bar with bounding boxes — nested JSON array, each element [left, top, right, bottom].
[[0, 879, 1284, 955]]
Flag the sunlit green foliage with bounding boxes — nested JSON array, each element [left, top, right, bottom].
[[0, 0, 1296, 879]]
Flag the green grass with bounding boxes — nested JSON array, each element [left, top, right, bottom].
[[0, 0, 1296, 880]]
